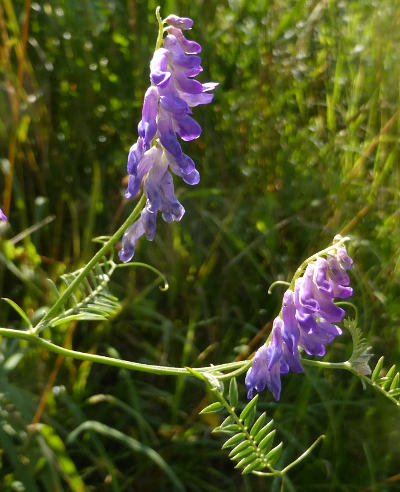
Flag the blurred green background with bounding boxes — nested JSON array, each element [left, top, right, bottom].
[[0, 0, 400, 490]]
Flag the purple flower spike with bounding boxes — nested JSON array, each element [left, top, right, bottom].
[[246, 240, 354, 400], [165, 14, 193, 30], [120, 12, 217, 261], [0, 209, 7, 222]]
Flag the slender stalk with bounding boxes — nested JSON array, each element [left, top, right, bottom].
[[280, 434, 325, 474], [216, 360, 252, 380], [2, 323, 397, 411], [155, 6, 164, 51], [253, 434, 326, 477], [301, 359, 348, 370], [0, 326, 248, 376], [33, 194, 146, 334]]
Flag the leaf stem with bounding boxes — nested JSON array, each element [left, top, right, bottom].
[[280, 434, 325, 474]]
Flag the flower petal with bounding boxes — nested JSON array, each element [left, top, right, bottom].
[[166, 26, 201, 54], [119, 219, 145, 263], [184, 66, 203, 78], [127, 137, 145, 175], [150, 48, 171, 87], [160, 171, 185, 222], [245, 345, 269, 399], [141, 205, 157, 241], [174, 114, 202, 141], [165, 14, 193, 30], [174, 70, 204, 94], [137, 86, 159, 146], [159, 95, 189, 115], [165, 34, 202, 71], [125, 145, 161, 199], [177, 90, 214, 107], [157, 112, 183, 159], [281, 290, 300, 354]]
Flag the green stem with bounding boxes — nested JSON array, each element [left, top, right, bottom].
[[155, 6, 164, 51], [301, 359, 349, 370], [254, 434, 326, 477], [2, 324, 398, 409], [0, 326, 248, 376], [33, 195, 146, 334], [216, 360, 252, 380]]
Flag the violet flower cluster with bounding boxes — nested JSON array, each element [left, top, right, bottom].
[[0, 210, 6, 222], [245, 240, 353, 401], [119, 14, 217, 262]]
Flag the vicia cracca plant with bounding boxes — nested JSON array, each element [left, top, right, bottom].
[[0, 6, 399, 488]]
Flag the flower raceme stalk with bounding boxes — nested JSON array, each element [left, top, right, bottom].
[[119, 13, 218, 262], [246, 236, 354, 401]]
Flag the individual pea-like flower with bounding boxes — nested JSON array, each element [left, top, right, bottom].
[[246, 238, 353, 401], [119, 14, 217, 262], [0, 209, 7, 222]]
